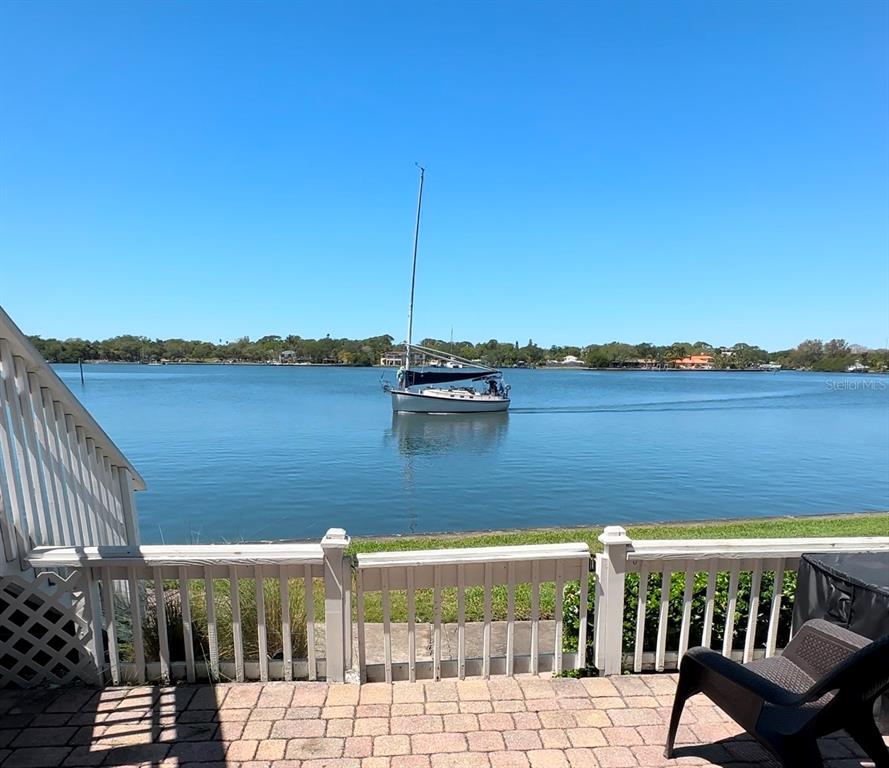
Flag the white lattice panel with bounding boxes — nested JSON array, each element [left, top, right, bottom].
[[0, 570, 97, 687]]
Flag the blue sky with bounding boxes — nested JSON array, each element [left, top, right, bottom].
[[2, 1, 887, 350]]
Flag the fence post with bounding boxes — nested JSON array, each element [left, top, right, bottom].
[[80, 567, 107, 686], [594, 526, 632, 676], [321, 527, 351, 683]]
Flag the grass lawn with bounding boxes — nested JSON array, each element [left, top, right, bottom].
[[350, 512, 888, 623], [349, 512, 889, 555]]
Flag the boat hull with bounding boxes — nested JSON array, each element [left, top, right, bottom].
[[390, 388, 510, 414]]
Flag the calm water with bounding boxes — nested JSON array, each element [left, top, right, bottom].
[[54, 365, 889, 544]]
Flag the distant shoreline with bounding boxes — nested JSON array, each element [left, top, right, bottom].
[[56, 360, 888, 374], [30, 333, 889, 375]]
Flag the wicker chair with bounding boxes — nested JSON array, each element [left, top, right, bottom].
[[665, 619, 889, 768]]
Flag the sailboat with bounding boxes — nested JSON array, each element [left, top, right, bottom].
[[385, 167, 511, 414]]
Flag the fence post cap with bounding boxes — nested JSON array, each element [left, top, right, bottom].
[[598, 526, 631, 546], [321, 528, 350, 549]]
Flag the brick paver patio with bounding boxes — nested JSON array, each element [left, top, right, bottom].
[[0, 675, 883, 767]]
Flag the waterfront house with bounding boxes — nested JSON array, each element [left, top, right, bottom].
[[379, 352, 404, 366], [620, 357, 661, 369], [546, 354, 585, 366], [673, 354, 715, 370]]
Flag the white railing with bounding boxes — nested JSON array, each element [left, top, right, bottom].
[[0, 306, 144, 569], [593, 526, 889, 675], [22, 529, 352, 687], [356, 543, 592, 682], [7, 523, 889, 688]]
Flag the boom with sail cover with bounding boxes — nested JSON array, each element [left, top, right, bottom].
[[403, 368, 496, 387]]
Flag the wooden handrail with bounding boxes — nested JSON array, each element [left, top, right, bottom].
[[27, 542, 325, 568], [357, 542, 590, 569], [627, 536, 889, 561]]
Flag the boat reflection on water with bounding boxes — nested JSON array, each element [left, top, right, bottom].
[[388, 412, 509, 457], [386, 413, 509, 534]]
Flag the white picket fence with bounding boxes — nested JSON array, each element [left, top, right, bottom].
[[593, 526, 889, 675], [356, 543, 591, 682], [19, 530, 352, 688], [0, 306, 143, 571], [4, 526, 888, 688]]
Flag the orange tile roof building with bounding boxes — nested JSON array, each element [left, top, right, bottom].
[[673, 354, 715, 370]]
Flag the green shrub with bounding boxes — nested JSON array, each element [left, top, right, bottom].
[[561, 576, 595, 668], [622, 569, 796, 654]]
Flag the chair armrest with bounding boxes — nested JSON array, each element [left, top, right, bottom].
[[684, 647, 802, 707]]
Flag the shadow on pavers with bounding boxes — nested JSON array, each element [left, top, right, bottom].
[[0, 683, 227, 767], [671, 732, 877, 768]]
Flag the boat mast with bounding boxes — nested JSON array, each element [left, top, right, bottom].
[[405, 164, 425, 374]]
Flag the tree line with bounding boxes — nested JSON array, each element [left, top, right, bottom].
[[770, 339, 889, 372], [28, 333, 396, 367], [26, 333, 888, 372]]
